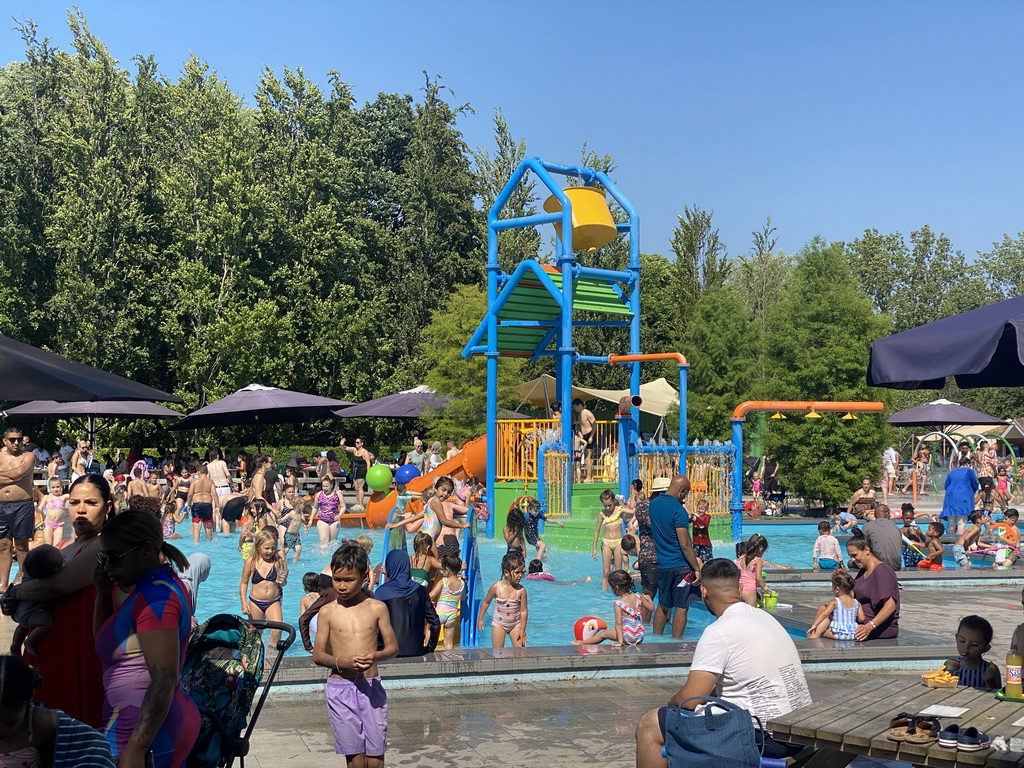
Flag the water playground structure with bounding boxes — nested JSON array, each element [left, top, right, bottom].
[[366, 157, 885, 539], [364, 157, 883, 645]]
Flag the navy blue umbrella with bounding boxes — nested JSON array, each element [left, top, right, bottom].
[[0, 334, 181, 403], [886, 399, 1007, 428], [868, 295, 1024, 389]]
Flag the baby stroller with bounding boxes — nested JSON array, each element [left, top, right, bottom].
[[182, 614, 295, 768]]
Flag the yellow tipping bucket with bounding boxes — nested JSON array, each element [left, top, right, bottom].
[[543, 186, 618, 252]]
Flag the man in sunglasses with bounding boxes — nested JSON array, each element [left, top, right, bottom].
[[0, 427, 37, 593]]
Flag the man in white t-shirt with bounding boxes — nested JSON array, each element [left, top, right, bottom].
[[636, 558, 812, 766]]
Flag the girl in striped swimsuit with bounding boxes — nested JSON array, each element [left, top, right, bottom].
[[807, 571, 862, 640], [572, 570, 654, 646], [430, 553, 465, 649]]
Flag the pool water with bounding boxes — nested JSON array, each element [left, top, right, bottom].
[[728, 522, 1021, 570], [171, 525, 806, 656]]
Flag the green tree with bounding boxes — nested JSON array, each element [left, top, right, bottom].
[[419, 284, 524, 442], [471, 109, 539, 273], [670, 205, 730, 334], [680, 286, 759, 441], [731, 217, 790, 385], [847, 226, 994, 333], [764, 238, 891, 507], [978, 232, 1024, 299]]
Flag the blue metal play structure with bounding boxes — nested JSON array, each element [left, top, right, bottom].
[[461, 157, 743, 541]]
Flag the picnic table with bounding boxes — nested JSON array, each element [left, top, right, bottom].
[[769, 675, 1024, 767]]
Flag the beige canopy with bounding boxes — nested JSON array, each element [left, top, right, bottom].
[[511, 374, 679, 418]]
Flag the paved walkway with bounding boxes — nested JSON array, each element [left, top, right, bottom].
[[248, 672, 913, 767]]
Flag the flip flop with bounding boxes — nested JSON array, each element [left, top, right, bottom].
[[906, 716, 941, 744], [887, 713, 917, 742]]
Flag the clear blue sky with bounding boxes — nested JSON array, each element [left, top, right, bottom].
[[6, 2, 1024, 261]]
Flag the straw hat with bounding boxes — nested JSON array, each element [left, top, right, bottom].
[[650, 477, 671, 493]]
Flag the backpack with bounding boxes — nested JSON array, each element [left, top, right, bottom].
[[182, 614, 265, 768]]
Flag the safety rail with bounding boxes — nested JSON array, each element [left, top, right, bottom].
[[496, 418, 617, 481], [459, 513, 484, 647], [538, 442, 572, 518], [636, 448, 733, 516]]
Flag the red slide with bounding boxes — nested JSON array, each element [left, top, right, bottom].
[[365, 435, 487, 528]]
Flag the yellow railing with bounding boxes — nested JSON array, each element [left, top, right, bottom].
[[496, 419, 618, 482], [637, 454, 732, 516]]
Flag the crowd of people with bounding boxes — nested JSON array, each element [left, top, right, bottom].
[[9, 418, 1024, 766]]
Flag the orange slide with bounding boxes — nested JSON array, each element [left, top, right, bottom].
[[365, 435, 488, 528]]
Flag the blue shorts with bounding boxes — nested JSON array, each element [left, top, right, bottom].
[[818, 558, 840, 570], [656, 566, 702, 611], [952, 544, 969, 567]]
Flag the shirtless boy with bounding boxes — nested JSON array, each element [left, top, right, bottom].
[[313, 544, 398, 768], [0, 427, 37, 592], [925, 521, 945, 567], [952, 512, 987, 568]]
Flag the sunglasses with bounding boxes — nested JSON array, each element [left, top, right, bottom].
[[3, 437, 21, 443], [97, 544, 144, 568]]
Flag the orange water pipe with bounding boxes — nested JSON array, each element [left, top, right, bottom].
[[608, 352, 688, 366], [731, 401, 885, 421]]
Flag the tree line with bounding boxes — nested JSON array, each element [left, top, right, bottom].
[[4, 12, 1024, 506]]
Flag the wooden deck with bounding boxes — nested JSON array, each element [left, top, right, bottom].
[[770, 676, 1024, 766]]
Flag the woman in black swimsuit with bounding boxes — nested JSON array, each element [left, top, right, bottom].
[[340, 437, 374, 512]]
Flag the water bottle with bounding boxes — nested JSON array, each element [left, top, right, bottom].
[[1006, 646, 1022, 698]]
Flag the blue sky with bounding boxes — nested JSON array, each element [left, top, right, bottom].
[[5, 2, 1023, 261]]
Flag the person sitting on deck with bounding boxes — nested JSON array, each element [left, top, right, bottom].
[[634, 558, 811, 766]]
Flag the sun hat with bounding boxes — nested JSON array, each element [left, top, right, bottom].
[[651, 477, 671, 493]]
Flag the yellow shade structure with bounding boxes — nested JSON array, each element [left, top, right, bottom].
[[543, 186, 618, 252], [770, 412, 787, 420], [842, 412, 858, 420], [805, 410, 822, 419]]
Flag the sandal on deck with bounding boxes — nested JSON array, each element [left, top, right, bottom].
[[906, 716, 941, 744], [887, 713, 917, 742]]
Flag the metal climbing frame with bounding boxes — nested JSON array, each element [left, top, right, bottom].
[[462, 158, 645, 538]]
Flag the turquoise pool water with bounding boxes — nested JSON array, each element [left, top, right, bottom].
[[172, 525, 806, 655], [731, 521, 1021, 570]]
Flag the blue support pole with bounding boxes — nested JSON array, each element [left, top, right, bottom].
[[679, 364, 689, 464], [559, 217, 575, 497], [731, 419, 745, 541]]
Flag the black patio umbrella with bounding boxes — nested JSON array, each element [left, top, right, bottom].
[[4, 400, 183, 443], [170, 384, 354, 448], [333, 386, 450, 419], [887, 399, 1007, 429], [332, 386, 532, 420], [868, 295, 1024, 389], [0, 334, 181, 403]]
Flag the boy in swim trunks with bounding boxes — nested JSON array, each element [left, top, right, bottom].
[[313, 544, 398, 768], [522, 496, 563, 563]]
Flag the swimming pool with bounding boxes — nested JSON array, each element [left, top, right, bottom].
[[172, 526, 805, 655]]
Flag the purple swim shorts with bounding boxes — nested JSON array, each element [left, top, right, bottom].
[[325, 676, 388, 756]]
